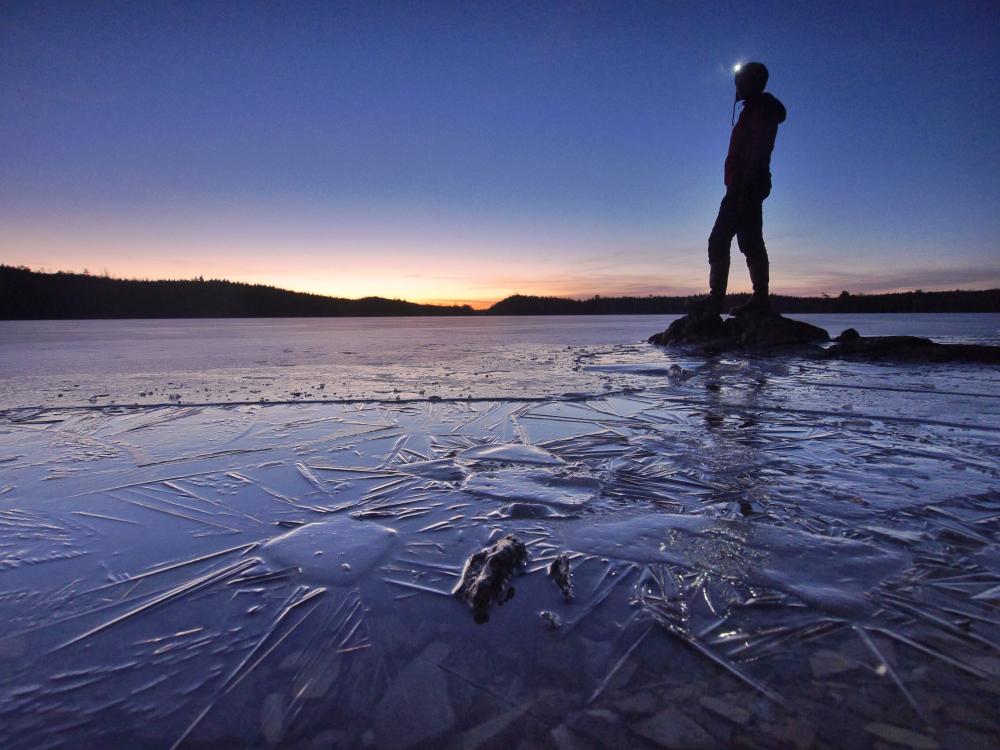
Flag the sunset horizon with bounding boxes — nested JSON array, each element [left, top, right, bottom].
[[10, 259, 1000, 312]]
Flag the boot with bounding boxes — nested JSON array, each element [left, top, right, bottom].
[[730, 258, 770, 316], [688, 261, 729, 316]]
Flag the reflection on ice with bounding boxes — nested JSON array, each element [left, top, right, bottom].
[[1, 346, 999, 749]]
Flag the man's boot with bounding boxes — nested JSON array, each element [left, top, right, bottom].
[[688, 261, 729, 316], [730, 258, 770, 316]]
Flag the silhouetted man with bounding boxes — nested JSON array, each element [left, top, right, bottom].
[[696, 62, 786, 315]]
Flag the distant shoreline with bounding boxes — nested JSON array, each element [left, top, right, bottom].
[[3, 265, 999, 319]]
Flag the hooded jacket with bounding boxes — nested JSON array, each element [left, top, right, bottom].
[[724, 92, 786, 201]]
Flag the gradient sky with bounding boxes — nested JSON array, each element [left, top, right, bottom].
[[2, 1, 998, 307]]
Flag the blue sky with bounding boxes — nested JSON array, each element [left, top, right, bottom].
[[2, 1, 998, 305]]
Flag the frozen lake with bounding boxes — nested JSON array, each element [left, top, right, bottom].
[[1, 314, 998, 749], [1, 314, 999, 409]]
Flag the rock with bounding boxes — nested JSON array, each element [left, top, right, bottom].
[[940, 726, 996, 750], [449, 709, 522, 750], [943, 704, 993, 731], [550, 724, 598, 750], [374, 644, 455, 750], [668, 364, 694, 380], [825, 334, 1000, 363], [634, 708, 716, 748], [452, 533, 528, 623], [615, 691, 658, 715], [540, 610, 562, 630], [698, 695, 751, 725], [549, 554, 574, 600], [776, 717, 817, 750], [723, 311, 830, 348], [809, 648, 857, 678], [864, 723, 939, 749], [499, 502, 570, 520], [649, 310, 828, 352], [652, 315, 1000, 363], [566, 709, 628, 748], [648, 309, 728, 347]]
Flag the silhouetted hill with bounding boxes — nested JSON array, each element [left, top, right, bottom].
[[487, 294, 682, 315], [3, 266, 998, 319], [0, 266, 474, 319], [485, 290, 1000, 315]]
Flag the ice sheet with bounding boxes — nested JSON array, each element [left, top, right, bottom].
[[1, 316, 999, 748]]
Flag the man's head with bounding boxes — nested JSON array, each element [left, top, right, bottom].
[[735, 62, 768, 100]]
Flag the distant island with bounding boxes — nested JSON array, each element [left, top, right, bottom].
[[3, 265, 999, 319]]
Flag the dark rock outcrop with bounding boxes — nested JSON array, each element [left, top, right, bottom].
[[453, 534, 528, 624], [723, 312, 830, 348], [548, 554, 574, 601], [648, 309, 729, 347], [826, 331, 1000, 364], [648, 310, 828, 352], [648, 314, 1000, 364]]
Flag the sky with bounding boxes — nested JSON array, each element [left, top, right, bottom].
[[2, 1, 999, 307]]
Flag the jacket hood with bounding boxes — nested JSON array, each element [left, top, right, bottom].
[[745, 92, 786, 124]]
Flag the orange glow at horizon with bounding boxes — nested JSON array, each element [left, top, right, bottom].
[[1, 220, 711, 308], [10, 254, 999, 310], [6, 220, 1000, 308]]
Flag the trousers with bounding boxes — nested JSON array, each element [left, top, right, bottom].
[[707, 193, 768, 268]]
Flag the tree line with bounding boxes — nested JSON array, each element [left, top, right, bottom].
[[2, 265, 998, 319], [0, 266, 473, 319]]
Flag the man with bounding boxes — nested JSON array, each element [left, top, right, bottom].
[[696, 62, 786, 316]]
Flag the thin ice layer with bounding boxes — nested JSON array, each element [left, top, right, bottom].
[[464, 468, 600, 507], [0, 333, 998, 749], [260, 518, 398, 584]]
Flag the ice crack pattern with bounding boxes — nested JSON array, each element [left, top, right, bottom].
[[1, 337, 999, 748]]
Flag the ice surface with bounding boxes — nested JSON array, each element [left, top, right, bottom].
[[2, 314, 997, 410], [457, 443, 565, 465], [396, 458, 467, 481], [464, 468, 600, 507], [1, 315, 999, 748], [260, 517, 398, 584]]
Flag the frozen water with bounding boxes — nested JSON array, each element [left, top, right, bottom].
[[396, 458, 467, 481], [464, 468, 600, 507], [457, 443, 565, 465], [1, 313, 997, 409], [0, 315, 999, 748], [260, 517, 398, 584]]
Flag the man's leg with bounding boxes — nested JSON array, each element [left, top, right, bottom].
[[731, 199, 771, 315], [695, 195, 738, 314]]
